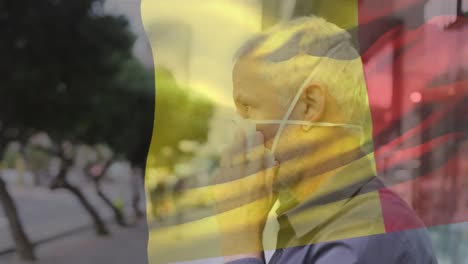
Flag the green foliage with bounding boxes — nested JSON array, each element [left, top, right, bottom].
[[0, 0, 155, 168], [73, 57, 155, 166], [24, 145, 51, 171], [0, 0, 212, 171], [151, 67, 214, 168], [95, 144, 113, 161], [3, 142, 21, 168], [0, 0, 135, 145]]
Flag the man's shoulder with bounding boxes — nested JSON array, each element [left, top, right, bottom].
[[378, 186, 427, 232], [296, 227, 437, 263], [298, 184, 436, 263]]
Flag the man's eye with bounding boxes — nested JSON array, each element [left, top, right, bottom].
[[243, 103, 251, 112]]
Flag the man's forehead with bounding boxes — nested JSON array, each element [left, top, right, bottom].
[[232, 58, 296, 105], [233, 59, 267, 89], [233, 58, 262, 76]]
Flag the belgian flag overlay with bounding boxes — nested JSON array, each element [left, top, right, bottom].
[[142, 1, 468, 262]]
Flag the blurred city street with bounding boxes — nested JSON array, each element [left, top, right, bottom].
[[1, 0, 468, 263], [1, 221, 148, 264], [0, 182, 146, 260]]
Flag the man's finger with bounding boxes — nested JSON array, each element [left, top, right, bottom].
[[247, 132, 265, 174]]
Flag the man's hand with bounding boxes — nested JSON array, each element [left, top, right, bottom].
[[213, 129, 279, 259]]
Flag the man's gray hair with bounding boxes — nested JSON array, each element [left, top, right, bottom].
[[233, 16, 371, 138], [233, 17, 358, 63]]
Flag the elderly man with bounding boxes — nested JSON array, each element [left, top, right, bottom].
[[214, 16, 437, 264]]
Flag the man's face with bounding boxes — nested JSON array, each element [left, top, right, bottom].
[[232, 59, 292, 149]]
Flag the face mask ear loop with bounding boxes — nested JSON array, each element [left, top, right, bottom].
[[271, 61, 320, 153], [255, 120, 361, 131]]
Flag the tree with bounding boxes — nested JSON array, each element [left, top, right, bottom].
[[1, 1, 213, 258], [86, 159, 127, 226], [149, 67, 214, 170], [0, 0, 135, 258], [81, 63, 214, 219], [24, 133, 53, 186], [0, 178, 35, 260], [73, 58, 155, 219], [84, 144, 128, 227]]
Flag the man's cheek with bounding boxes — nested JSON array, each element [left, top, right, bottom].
[[256, 124, 279, 146]]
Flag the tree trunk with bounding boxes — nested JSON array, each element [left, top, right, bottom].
[[32, 170, 41, 187], [94, 180, 127, 227], [55, 180, 110, 235], [0, 176, 36, 261], [50, 160, 109, 236], [132, 188, 144, 219], [131, 167, 144, 219], [87, 160, 127, 227]]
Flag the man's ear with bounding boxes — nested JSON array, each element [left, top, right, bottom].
[[302, 84, 325, 124]]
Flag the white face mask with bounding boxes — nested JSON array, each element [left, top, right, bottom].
[[237, 66, 362, 155]]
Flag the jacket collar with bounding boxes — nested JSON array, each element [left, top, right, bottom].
[[275, 153, 383, 238]]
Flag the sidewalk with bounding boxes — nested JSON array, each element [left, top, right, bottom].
[[0, 183, 145, 254], [0, 222, 149, 264]]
